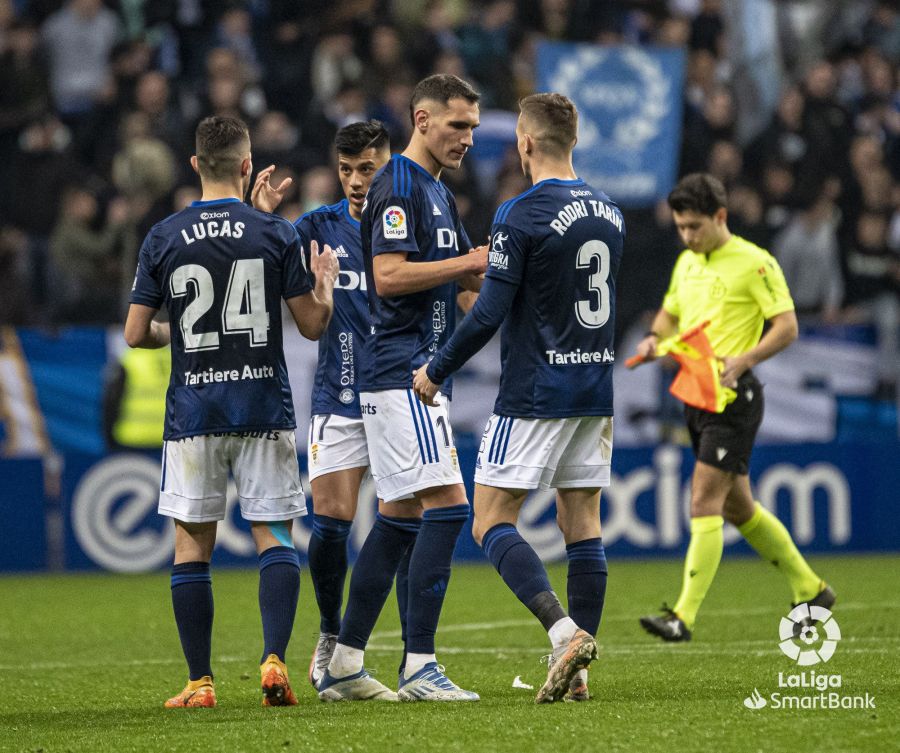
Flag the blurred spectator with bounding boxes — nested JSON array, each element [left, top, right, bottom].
[[132, 70, 185, 151], [759, 162, 799, 238], [0, 18, 50, 146], [689, 0, 723, 54], [0, 226, 30, 324], [298, 166, 338, 216], [215, 6, 262, 83], [727, 184, 769, 248], [41, 0, 122, 160], [745, 86, 809, 183], [842, 209, 900, 395], [49, 187, 130, 323], [773, 184, 844, 322], [4, 116, 82, 313]]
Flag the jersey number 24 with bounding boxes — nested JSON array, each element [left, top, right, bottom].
[[170, 260, 269, 351]]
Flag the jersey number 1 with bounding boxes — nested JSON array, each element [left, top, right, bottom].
[[574, 240, 611, 329], [170, 260, 270, 351]]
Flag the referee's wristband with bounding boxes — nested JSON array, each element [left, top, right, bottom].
[[645, 331, 660, 338]]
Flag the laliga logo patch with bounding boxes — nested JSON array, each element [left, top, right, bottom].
[[778, 604, 841, 665], [383, 206, 407, 239]]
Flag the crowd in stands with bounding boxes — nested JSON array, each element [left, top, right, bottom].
[[0, 0, 897, 392]]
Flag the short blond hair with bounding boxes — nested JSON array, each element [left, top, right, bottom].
[[518, 93, 578, 157]]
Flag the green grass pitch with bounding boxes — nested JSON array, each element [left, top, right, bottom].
[[1, 555, 896, 753]]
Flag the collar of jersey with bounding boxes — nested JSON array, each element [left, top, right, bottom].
[[190, 198, 243, 207], [340, 198, 360, 228], [396, 154, 439, 184], [694, 235, 739, 259], [534, 178, 585, 187]]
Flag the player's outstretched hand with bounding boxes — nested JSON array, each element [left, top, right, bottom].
[[251, 164, 293, 214], [310, 239, 339, 292], [412, 364, 440, 407], [468, 244, 489, 275]]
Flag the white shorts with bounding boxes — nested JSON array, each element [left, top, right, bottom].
[[474, 415, 613, 491], [360, 389, 463, 503], [159, 430, 307, 523], [307, 414, 369, 481]]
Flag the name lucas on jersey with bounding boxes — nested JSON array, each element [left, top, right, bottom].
[[184, 364, 274, 385], [180, 220, 245, 245], [549, 200, 622, 236]]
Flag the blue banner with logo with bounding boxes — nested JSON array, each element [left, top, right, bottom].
[[536, 43, 685, 208], [2, 439, 898, 572]]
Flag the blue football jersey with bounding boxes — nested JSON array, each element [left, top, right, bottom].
[[130, 197, 312, 439], [360, 155, 472, 398], [295, 199, 369, 419], [488, 179, 625, 417]]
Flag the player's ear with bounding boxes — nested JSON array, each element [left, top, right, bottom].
[[241, 157, 252, 177], [715, 206, 728, 225], [414, 107, 429, 133], [190, 155, 200, 175]]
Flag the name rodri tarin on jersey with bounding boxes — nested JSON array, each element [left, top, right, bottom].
[[549, 199, 622, 236]]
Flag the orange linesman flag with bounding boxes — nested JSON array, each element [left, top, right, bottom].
[[626, 320, 736, 413]]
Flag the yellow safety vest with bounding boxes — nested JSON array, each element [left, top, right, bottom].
[[112, 347, 171, 447]]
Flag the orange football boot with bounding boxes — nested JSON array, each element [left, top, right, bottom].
[[261, 653, 298, 706], [164, 676, 216, 708]]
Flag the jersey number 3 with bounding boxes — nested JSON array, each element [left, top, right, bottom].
[[574, 240, 611, 329], [170, 260, 270, 351]]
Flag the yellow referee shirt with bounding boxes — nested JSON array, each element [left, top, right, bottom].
[[662, 235, 795, 358]]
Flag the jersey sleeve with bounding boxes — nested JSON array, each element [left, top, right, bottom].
[[281, 220, 313, 299], [484, 214, 529, 286], [294, 215, 314, 279], [368, 183, 420, 257], [748, 253, 795, 318], [661, 251, 688, 317], [129, 230, 163, 308]]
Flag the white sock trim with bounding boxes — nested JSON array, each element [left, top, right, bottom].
[[404, 652, 437, 678], [548, 616, 578, 649], [328, 643, 364, 678]]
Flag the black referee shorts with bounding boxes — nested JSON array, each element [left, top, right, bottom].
[[684, 371, 763, 476]]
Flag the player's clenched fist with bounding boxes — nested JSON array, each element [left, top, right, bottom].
[[310, 239, 339, 291], [412, 363, 440, 407], [467, 244, 489, 274]]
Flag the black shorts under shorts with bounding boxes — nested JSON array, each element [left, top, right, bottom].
[[684, 370, 763, 475]]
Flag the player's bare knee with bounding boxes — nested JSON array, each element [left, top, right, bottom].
[[311, 494, 355, 521]]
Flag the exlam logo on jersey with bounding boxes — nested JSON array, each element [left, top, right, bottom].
[[181, 220, 245, 245], [383, 206, 407, 239]]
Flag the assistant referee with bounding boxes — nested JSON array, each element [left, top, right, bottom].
[[634, 173, 834, 642]]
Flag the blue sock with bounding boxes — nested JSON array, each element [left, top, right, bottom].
[[339, 514, 420, 650], [405, 504, 469, 654], [566, 538, 608, 636], [482, 523, 566, 631], [258, 545, 300, 663], [395, 538, 415, 675], [308, 514, 352, 635], [171, 561, 213, 681]]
